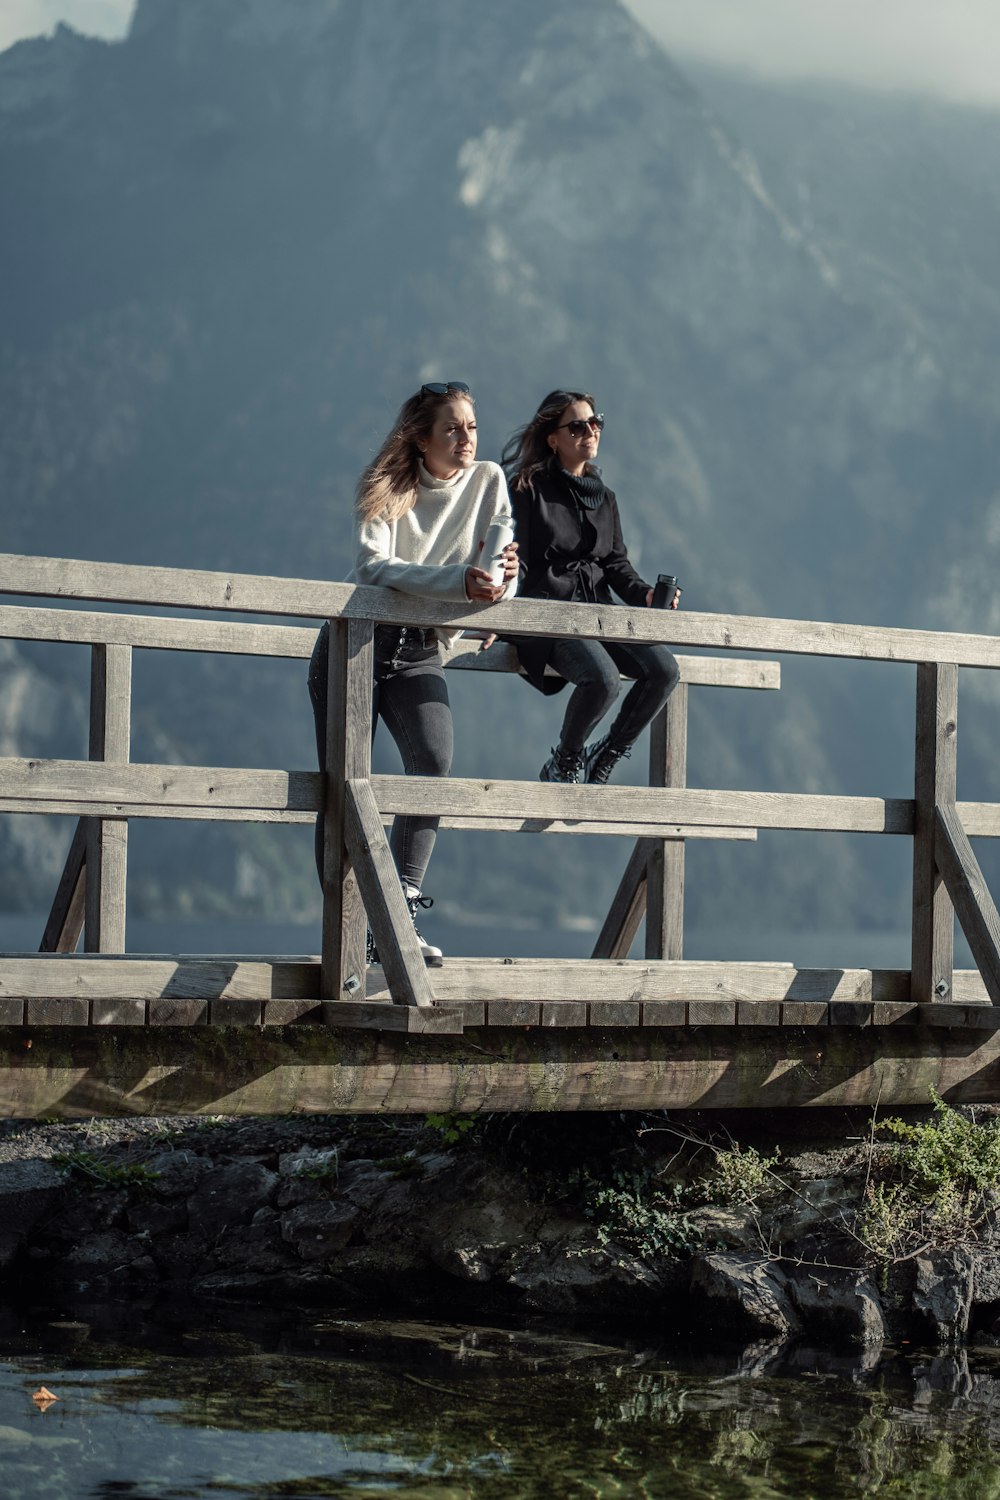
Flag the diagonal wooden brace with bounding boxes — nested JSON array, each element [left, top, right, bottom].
[[39, 818, 88, 953], [344, 777, 436, 1009], [935, 802, 1000, 1006]]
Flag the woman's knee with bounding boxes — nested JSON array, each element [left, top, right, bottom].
[[650, 648, 681, 696], [407, 741, 453, 778]]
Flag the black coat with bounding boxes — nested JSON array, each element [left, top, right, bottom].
[[506, 465, 651, 695]]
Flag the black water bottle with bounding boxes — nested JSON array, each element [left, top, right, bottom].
[[652, 574, 681, 609]]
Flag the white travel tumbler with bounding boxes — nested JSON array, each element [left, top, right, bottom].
[[480, 512, 515, 587]]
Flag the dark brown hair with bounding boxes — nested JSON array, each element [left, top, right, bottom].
[[501, 389, 597, 492]]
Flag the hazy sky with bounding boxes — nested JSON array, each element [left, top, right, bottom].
[[3, 0, 1000, 111]]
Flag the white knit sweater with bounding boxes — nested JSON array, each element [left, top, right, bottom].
[[350, 460, 517, 648]]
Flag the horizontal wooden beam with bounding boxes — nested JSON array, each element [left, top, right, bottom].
[[0, 603, 318, 659], [374, 775, 915, 834], [3, 553, 1000, 666], [0, 954, 996, 1009], [4, 1023, 1000, 1116], [0, 795, 758, 841], [0, 605, 779, 692], [11, 760, 1000, 848], [446, 637, 782, 690], [0, 757, 320, 812]]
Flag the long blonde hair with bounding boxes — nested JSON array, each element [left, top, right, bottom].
[[356, 387, 476, 524]]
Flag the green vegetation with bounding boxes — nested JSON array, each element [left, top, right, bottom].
[[857, 1092, 1000, 1262], [53, 1150, 160, 1191], [424, 1112, 478, 1146]]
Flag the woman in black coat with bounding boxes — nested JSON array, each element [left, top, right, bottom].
[[502, 389, 680, 784]]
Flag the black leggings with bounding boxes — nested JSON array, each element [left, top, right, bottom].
[[308, 623, 453, 892], [548, 637, 680, 753]]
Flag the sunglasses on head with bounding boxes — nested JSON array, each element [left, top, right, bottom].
[[420, 381, 471, 397], [555, 413, 605, 437]]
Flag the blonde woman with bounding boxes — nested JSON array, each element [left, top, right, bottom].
[[309, 382, 518, 964]]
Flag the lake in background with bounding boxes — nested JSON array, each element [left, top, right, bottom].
[[0, 912, 975, 970]]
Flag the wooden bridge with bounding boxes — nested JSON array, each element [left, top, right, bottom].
[[2, 551, 1000, 1117]]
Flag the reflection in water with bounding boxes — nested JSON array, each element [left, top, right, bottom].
[[3, 1303, 1000, 1498]]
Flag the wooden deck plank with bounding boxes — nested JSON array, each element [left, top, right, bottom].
[[1, 955, 997, 1029]]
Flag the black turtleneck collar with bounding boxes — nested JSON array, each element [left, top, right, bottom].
[[554, 461, 606, 510]]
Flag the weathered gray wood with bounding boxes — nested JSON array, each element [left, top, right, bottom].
[[320, 1001, 464, 1033], [320, 618, 372, 1001], [912, 663, 957, 1003], [365, 957, 913, 1005], [8, 1024, 1000, 1115], [0, 603, 318, 659], [373, 775, 915, 833], [0, 794, 758, 841], [0, 955, 322, 999], [39, 820, 87, 953], [935, 802, 1000, 1006], [5, 760, 904, 834], [646, 683, 688, 960], [0, 954, 930, 1009], [640, 1000, 687, 1026], [591, 841, 650, 960], [780, 1002, 829, 1025], [6, 553, 1000, 667], [91, 998, 146, 1025], [956, 803, 1000, 837], [148, 999, 209, 1025], [413, 816, 756, 839], [344, 778, 436, 1009], [0, 604, 781, 694], [446, 637, 782, 690], [0, 758, 322, 811], [85, 643, 131, 954], [26, 998, 89, 1026]]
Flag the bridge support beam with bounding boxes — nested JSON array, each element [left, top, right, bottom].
[[3, 1022, 1000, 1118]]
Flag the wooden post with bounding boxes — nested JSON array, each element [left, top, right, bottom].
[[320, 617, 372, 1003], [645, 682, 688, 960], [911, 662, 957, 1003], [84, 642, 131, 953]]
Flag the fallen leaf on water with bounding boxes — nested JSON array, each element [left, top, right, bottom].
[[32, 1388, 59, 1411]]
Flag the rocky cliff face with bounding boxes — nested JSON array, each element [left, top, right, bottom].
[[1, 0, 998, 940]]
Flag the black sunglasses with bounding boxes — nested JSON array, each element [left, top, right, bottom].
[[420, 381, 471, 397], [555, 413, 604, 437]]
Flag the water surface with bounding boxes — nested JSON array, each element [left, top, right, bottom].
[[2, 1304, 1000, 1499]]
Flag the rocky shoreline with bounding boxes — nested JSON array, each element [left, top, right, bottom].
[[2, 1107, 999, 1352]]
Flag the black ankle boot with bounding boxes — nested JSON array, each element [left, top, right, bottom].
[[584, 735, 631, 784], [539, 744, 585, 783]]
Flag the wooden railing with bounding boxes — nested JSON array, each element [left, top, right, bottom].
[[2, 552, 1000, 1035]]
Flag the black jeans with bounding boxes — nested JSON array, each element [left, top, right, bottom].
[[308, 623, 453, 892], [548, 637, 680, 753]]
